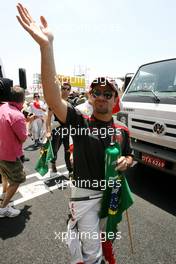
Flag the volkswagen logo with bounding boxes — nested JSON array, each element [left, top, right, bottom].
[[153, 122, 166, 135]]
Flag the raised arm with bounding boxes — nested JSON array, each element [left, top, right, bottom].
[[16, 3, 67, 123]]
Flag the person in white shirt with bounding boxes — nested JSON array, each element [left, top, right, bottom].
[[29, 93, 47, 147], [76, 93, 93, 116]]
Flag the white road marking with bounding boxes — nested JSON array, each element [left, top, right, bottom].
[[26, 164, 66, 179], [0, 164, 69, 206]]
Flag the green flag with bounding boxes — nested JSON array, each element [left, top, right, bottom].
[[35, 139, 54, 176], [100, 174, 134, 237], [99, 141, 134, 240], [107, 175, 134, 234]]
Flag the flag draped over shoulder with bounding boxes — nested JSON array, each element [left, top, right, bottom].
[[35, 139, 54, 176]]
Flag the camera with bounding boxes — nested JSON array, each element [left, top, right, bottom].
[[0, 68, 27, 102], [0, 77, 13, 102], [22, 110, 33, 119]]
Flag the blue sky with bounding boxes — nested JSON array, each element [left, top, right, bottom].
[[1, 0, 176, 88]]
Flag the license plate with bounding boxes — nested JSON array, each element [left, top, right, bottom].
[[142, 154, 166, 168]]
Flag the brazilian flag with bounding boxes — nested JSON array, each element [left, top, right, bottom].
[[100, 174, 134, 238], [35, 139, 54, 176], [99, 142, 134, 239]]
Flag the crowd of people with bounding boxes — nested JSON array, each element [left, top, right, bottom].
[[0, 3, 134, 264]]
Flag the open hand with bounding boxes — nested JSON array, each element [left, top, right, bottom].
[[16, 3, 53, 47]]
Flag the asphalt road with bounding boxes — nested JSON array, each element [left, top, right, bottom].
[[0, 138, 176, 264]]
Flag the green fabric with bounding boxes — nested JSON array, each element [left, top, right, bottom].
[[99, 142, 134, 240], [100, 175, 134, 220], [35, 139, 54, 176], [106, 175, 134, 235]]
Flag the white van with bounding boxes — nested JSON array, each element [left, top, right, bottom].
[[117, 58, 176, 175]]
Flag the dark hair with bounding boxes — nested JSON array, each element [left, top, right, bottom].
[[11, 86, 25, 103], [33, 92, 40, 98], [62, 82, 71, 89]]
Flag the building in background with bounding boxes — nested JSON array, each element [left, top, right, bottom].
[[28, 73, 43, 94]]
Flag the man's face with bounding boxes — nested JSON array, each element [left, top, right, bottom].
[[90, 84, 116, 114], [61, 84, 71, 99], [34, 94, 40, 101]]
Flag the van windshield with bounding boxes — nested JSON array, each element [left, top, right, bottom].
[[124, 59, 176, 104]]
